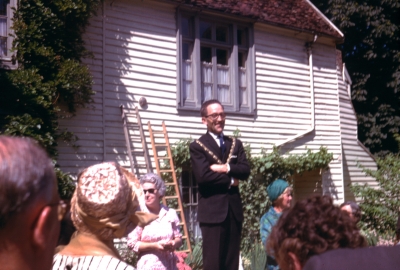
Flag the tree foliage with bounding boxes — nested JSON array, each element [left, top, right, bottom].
[[0, 0, 101, 198], [352, 154, 400, 238], [170, 136, 333, 253], [311, 0, 400, 156]]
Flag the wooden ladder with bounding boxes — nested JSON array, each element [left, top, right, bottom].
[[120, 105, 151, 178], [148, 121, 192, 254]]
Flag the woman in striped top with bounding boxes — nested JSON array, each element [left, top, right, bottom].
[[53, 162, 156, 270]]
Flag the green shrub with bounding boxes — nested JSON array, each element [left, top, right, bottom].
[[352, 153, 400, 240], [185, 241, 203, 270], [0, 0, 101, 198], [242, 242, 267, 270]]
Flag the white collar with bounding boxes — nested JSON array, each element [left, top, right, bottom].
[[208, 131, 223, 139]]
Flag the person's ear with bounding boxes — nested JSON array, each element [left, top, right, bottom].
[[201, 117, 207, 125], [32, 206, 59, 249], [288, 252, 302, 270]]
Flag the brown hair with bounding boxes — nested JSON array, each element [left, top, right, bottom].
[[267, 195, 367, 269], [200, 99, 223, 117], [0, 136, 55, 228]]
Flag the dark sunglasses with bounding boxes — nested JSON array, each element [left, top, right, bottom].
[[143, 188, 157, 194]]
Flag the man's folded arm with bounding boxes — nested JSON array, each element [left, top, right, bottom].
[[227, 140, 250, 180], [190, 142, 231, 187]]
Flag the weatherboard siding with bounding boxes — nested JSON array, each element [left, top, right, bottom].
[[337, 56, 378, 201], [56, 0, 374, 203]]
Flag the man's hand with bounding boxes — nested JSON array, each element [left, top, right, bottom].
[[210, 164, 228, 173], [231, 178, 239, 186]]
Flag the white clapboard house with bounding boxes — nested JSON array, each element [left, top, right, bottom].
[[0, 0, 378, 236]]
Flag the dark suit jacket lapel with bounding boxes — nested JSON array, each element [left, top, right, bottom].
[[223, 135, 232, 162], [203, 132, 223, 160]]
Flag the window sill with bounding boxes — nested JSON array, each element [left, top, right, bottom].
[[0, 58, 17, 70], [177, 105, 256, 117]]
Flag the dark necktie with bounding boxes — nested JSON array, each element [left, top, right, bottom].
[[219, 135, 226, 156]]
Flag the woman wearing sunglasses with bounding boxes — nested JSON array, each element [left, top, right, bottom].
[[127, 173, 182, 270]]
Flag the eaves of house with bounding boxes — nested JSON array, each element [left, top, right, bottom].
[[168, 0, 344, 42]]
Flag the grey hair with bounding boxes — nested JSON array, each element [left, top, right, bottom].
[[0, 136, 56, 228], [340, 201, 361, 223], [140, 173, 166, 197]]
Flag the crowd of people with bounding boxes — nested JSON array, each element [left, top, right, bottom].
[[1, 99, 400, 270]]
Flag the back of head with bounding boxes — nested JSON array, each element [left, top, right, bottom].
[[71, 162, 153, 240], [267, 195, 367, 269], [0, 136, 56, 229]]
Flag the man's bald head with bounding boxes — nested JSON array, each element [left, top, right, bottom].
[[0, 136, 56, 228]]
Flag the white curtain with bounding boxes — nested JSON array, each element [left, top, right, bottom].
[[0, 18, 6, 57], [183, 59, 192, 100], [217, 64, 230, 103], [239, 67, 247, 105], [202, 62, 212, 101]]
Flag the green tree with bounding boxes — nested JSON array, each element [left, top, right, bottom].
[[0, 0, 101, 198], [311, 0, 400, 156]]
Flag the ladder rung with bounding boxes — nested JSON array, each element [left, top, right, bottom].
[[151, 131, 165, 134], [159, 169, 173, 173], [164, 183, 175, 186], [156, 156, 171, 160], [154, 144, 168, 148], [164, 195, 179, 199]]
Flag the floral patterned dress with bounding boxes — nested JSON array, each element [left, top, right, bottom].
[[127, 204, 182, 270]]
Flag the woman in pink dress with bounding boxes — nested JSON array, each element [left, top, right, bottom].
[[127, 173, 182, 270]]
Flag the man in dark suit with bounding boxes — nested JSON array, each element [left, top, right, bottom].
[[190, 99, 251, 270], [303, 245, 400, 270]]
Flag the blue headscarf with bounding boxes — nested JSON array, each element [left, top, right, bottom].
[[267, 179, 289, 202]]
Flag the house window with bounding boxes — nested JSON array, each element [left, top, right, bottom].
[[180, 169, 201, 240], [0, 0, 16, 69], [177, 12, 255, 114]]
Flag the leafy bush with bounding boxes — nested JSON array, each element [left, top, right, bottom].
[[242, 242, 267, 270], [0, 0, 101, 198], [184, 241, 203, 270], [352, 153, 400, 240]]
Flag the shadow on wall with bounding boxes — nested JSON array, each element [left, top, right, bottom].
[[322, 168, 338, 200]]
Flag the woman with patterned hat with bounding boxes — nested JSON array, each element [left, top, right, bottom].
[[53, 162, 156, 270]]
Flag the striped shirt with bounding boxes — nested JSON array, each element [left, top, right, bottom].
[[53, 254, 136, 270]]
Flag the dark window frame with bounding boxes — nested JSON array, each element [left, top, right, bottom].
[[176, 10, 256, 115]]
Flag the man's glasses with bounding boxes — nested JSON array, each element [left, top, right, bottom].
[[143, 188, 157, 194], [205, 113, 226, 120]]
